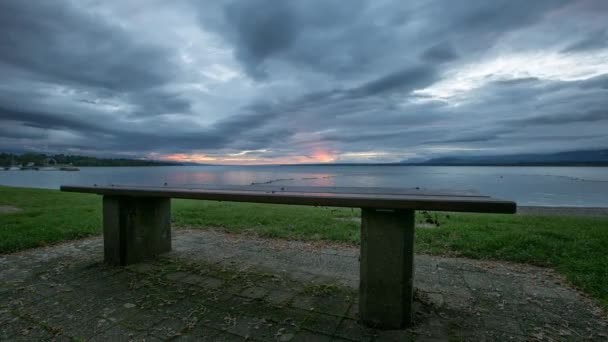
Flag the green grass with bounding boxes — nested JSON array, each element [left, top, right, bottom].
[[0, 187, 102, 251], [1, 186, 607, 308]]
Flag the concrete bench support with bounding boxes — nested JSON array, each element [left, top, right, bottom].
[[359, 208, 415, 329], [102, 196, 171, 265]]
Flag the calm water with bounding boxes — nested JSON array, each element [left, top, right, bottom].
[[1, 165, 607, 207]]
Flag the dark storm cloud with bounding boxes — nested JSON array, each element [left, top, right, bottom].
[[322, 130, 427, 144], [199, 0, 377, 79], [421, 74, 608, 152], [0, 122, 43, 140], [421, 43, 460, 63], [128, 90, 192, 117], [0, 0, 606, 161], [0, 1, 176, 91], [199, 0, 569, 81], [232, 129, 296, 151], [0, 0, 193, 131], [0, 106, 101, 133], [425, 131, 506, 144], [562, 30, 608, 53], [2, 110, 280, 155], [212, 103, 280, 133], [350, 66, 438, 97], [447, 0, 567, 33], [222, 0, 299, 79], [577, 74, 608, 90], [510, 110, 608, 126]]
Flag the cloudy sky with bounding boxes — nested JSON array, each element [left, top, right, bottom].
[[1, 0, 607, 164]]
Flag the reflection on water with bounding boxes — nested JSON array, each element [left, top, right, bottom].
[[164, 169, 336, 187], [1, 165, 607, 207]]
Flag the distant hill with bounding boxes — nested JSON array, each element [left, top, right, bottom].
[[0, 152, 181, 167], [407, 149, 608, 166]]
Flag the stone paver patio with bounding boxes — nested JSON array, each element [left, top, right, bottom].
[[1, 230, 607, 341]]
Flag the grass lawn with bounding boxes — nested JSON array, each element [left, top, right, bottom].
[[1, 185, 607, 308]]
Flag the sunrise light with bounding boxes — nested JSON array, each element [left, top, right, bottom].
[[310, 149, 335, 163], [159, 148, 338, 165]]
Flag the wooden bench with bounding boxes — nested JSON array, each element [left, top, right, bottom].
[[61, 184, 516, 329]]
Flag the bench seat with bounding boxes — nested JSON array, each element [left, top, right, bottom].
[[61, 184, 516, 329], [61, 184, 515, 213]]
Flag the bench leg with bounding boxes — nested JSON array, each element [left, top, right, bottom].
[[102, 196, 171, 265], [359, 208, 415, 329]]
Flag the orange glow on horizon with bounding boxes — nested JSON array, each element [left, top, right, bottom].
[[160, 149, 336, 165], [310, 149, 335, 163], [163, 153, 216, 163]]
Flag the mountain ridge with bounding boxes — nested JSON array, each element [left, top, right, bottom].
[[402, 149, 608, 166]]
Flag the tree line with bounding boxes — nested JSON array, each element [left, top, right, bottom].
[[0, 153, 180, 167]]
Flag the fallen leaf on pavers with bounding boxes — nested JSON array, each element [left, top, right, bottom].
[[185, 316, 198, 330], [275, 327, 286, 336], [279, 333, 294, 341], [223, 314, 237, 326]]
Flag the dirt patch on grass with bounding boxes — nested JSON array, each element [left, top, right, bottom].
[[0, 205, 22, 214]]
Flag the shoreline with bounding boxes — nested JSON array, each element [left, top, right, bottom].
[[518, 206, 608, 217], [0, 184, 607, 217]]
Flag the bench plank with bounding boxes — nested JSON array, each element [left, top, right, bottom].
[[60, 185, 516, 214]]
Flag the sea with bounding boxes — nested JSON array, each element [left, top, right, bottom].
[[1, 165, 607, 207]]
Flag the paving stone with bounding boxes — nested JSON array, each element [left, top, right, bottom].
[[0, 308, 14, 325], [0, 317, 56, 341], [345, 301, 359, 320], [265, 288, 295, 306], [129, 333, 166, 342], [483, 314, 525, 336], [522, 282, 561, 299], [126, 263, 160, 274], [119, 308, 169, 332], [334, 318, 374, 341], [373, 329, 416, 342], [300, 312, 342, 335], [89, 324, 137, 342], [149, 316, 189, 339], [148, 297, 199, 319], [291, 329, 333, 341], [309, 293, 353, 317], [165, 272, 190, 281], [272, 325, 299, 342], [181, 305, 229, 333], [425, 292, 444, 308], [180, 274, 207, 285], [204, 330, 250, 341], [95, 299, 141, 323], [43, 307, 103, 339], [240, 286, 268, 300], [265, 307, 310, 329], [409, 315, 449, 341], [197, 275, 224, 289], [223, 315, 277, 340], [1, 230, 606, 341], [290, 294, 316, 312], [174, 325, 222, 341], [463, 271, 495, 290]]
